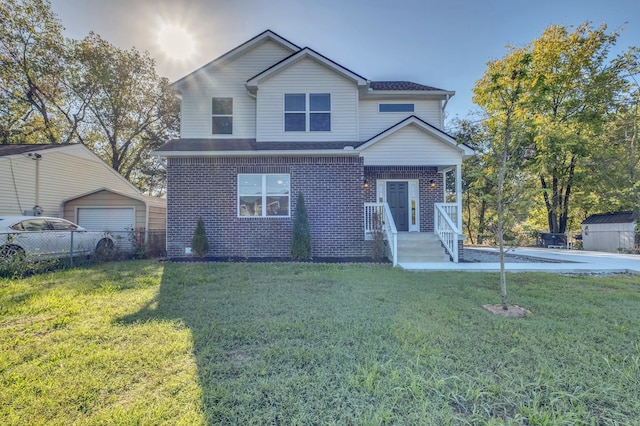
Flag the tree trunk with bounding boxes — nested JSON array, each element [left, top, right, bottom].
[[464, 192, 475, 245], [477, 199, 487, 244]]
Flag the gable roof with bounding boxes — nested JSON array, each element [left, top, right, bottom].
[[246, 47, 368, 89], [172, 30, 300, 89], [0, 144, 63, 157], [61, 187, 166, 208], [357, 115, 475, 158], [582, 211, 636, 225], [0, 143, 141, 194]]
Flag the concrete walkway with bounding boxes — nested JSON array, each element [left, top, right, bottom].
[[399, 247, 640, 273]]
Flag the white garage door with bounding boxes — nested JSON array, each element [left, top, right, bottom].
[[77, 207, 135, 250]]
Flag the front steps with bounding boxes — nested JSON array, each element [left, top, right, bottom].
[[396, 232, 451, 263]]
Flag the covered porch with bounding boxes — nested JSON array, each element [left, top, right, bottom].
[[355, 116, 473, 266], [363, 165, 463, 265]]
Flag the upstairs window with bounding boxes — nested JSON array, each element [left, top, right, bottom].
[[284, 93, 331, 132], [212, 97, 233, 134], [379, 103, 415, 113]]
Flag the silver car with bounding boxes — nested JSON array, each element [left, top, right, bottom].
[[0, 216, 115, 261]]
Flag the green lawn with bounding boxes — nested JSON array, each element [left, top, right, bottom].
[[1, 261, 639, 425]]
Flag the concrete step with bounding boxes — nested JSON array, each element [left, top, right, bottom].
[[395, 232, 451, 263]]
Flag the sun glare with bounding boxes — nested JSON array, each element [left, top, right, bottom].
[[157, 23, 196, 61]]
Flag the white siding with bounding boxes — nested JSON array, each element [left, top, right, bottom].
[[358, 99, 443, 141], [256, 58, 359, 142], [179, 40, 294, 139], [0, 146, 139, 217], [361, 125, 461, 166], [582, 222, 636, 253]]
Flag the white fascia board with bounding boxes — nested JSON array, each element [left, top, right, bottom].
[[246, 48, 368, 89], [151, 149, 361, 158], [361, 90, 455, 100]]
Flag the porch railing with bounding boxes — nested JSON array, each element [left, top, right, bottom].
[[364, 202, 398, 266], [434, 202, 461, 263]]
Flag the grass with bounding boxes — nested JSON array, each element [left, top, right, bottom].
[[1, 261, 639, 425]]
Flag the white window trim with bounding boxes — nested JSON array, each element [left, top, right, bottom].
[[238, 174, 291, 218], [283, 93, 331, 132], [212, 97, 233, 135]]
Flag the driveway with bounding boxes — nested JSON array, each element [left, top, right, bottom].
[[400, 247, 640, 273]]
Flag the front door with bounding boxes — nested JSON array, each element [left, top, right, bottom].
[[386, 181, 409, 231]]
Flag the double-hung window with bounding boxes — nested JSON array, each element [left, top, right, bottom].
[[212, 97, 233, 134], [238, 174, 290, 217], [284, 93, 330, 132]]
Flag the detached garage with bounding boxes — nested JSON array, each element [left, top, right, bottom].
[[62, 188, 166, 252], [581, 211, 638, 253]]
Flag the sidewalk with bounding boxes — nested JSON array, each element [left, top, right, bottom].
[[399, 247, 640, 273]]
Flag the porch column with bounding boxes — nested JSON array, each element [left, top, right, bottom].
[[456, 163, 462, 231]]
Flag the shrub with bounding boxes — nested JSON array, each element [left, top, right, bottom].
[[191, 217, 210, 258], [290, 192, 312, 260]]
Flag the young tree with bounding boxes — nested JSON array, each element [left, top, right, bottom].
[[290, 191, 312, 261], [474, 51, 534, 310]]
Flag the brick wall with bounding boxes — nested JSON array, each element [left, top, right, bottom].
[[166, 156, 369, 259]]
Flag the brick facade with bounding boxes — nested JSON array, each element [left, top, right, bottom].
[[166, 156, 369, 259], [166, 158, 462, 261]]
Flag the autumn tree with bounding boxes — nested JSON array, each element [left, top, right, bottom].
[[0, 0, 178, 194], [452, 118, 495, 245], [0, 0, 80, 144], [76, 33, 179, 182], [524, 23, 626, 234]]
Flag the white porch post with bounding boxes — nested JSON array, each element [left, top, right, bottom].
[[456, 163, 462, 231]]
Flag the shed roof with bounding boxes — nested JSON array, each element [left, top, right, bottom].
[[582, 211, 636, 224]]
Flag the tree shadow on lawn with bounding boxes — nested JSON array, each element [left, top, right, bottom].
[[116, 262, 403, 424]]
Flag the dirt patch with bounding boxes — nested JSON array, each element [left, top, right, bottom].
[[483, 304, 531, 318], [228, 350, 255, 364]]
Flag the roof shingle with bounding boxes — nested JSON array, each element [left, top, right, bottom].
[[369, 81, 444, 91]]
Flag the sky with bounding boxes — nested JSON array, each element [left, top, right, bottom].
[[48, 0, 640, 124]]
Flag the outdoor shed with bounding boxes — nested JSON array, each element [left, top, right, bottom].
[[62, 188, 166, 251], [581, 211, 637, 253]]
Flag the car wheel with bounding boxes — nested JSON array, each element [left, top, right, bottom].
[[95, 239, 116, 259], [0, 245, 25, 263]]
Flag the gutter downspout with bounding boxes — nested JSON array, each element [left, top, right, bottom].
[[442, 94, 451, 115]]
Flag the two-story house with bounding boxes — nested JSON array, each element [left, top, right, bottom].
[[154, 30, 474, 264]]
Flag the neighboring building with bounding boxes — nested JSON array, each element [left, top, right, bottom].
[[154, 30, 474, 264], [0, 144, 166, 241], [582, 211, 638, 253]]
